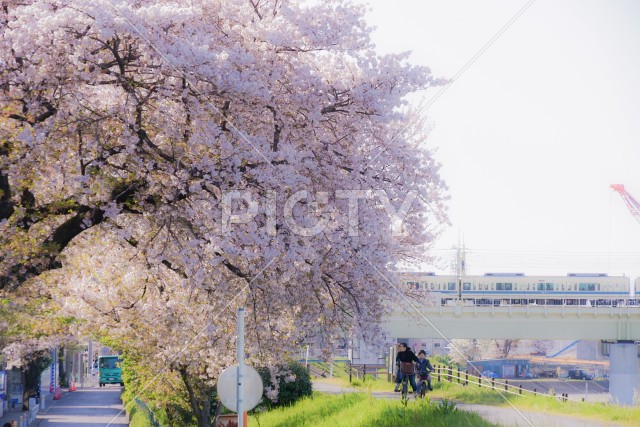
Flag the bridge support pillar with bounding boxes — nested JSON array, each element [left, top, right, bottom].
[[609, 342, 640, 405]]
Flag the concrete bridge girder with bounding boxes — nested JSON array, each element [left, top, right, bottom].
[[382, 305, 640, 340]]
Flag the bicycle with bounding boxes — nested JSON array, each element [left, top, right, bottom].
[[400, 372, 410, 399], [417, 369, 432, 399], [398, 362, 417, 399]]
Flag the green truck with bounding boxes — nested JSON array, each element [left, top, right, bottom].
[[98, 355, 123, 387]]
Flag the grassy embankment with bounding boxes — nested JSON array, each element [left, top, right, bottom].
[[311, 364, 640, 427], [249, 392, 498, 427], [434, 381, 640, 426]]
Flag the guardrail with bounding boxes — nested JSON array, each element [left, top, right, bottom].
[[306, 361, 387, 383], [431, 365, 600, 404], [348, 364, 386, 381]]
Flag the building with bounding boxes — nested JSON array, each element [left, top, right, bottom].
[[467, 358, 530, 379]]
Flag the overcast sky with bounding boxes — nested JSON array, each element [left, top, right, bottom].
[[367, 0, 640, 278]]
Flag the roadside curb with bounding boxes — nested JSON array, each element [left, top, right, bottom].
[[32, 389, 69, 427]]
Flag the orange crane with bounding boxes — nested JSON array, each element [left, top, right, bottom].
[[611, 184, 640, 224]]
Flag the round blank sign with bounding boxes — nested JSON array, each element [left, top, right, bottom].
[[217, 364, 264, 412]]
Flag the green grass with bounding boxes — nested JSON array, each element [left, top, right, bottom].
[[314, 374, 640, 426], [127, 400, 157, 427], [250, 392, 498, 427], [430, 380, 640, 426]]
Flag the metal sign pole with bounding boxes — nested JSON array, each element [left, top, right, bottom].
[[237, 308, 245, 427]]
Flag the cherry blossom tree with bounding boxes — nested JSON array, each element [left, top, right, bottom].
[[1, 1, 448, 424]]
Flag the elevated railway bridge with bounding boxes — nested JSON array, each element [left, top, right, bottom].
[[382, 300, 640, 405]]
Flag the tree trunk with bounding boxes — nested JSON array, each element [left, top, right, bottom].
[[178, 367, 211, 427]]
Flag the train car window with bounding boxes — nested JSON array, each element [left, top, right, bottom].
[[578, 283, 596, 291], [505, 283, 513, 290], [496, 283, 504, 291], [562, 284, 565, 291], [546, 284, 554, 291], [538, 283, 544, 291], [448, 282, 456, 290], [491, 284, 495, 290], [463, 283, 471, 290]]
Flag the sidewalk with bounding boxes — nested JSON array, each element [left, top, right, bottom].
[[0, 391, 62, 427], [0, 404, 23, 427]]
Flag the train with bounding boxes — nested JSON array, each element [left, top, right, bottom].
[[401, 272, 640, 307]]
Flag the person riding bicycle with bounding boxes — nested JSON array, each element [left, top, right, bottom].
[[417, 350, 434, 391], [393, 342, 419, 395]]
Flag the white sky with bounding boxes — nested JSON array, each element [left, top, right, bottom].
[[367, 0, 640, 278]]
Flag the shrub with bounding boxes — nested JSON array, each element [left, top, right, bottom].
[[434, 399, 458, 415], [257, 361, 312, 408]]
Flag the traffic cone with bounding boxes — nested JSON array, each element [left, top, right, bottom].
[[70, 381, 76, 392]]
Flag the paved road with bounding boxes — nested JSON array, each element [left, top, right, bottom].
[[35, 386, 128, 427], [457, 403, 621, 427]]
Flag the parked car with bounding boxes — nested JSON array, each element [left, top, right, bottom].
[[482, 370, 498, 378], [568, 369, 593, 380], [539, 370, 557, 378]]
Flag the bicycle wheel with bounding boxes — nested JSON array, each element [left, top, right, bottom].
[[420, 380, 427, 398], [401, 378, 408, 399]]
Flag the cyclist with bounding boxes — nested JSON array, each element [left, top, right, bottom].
[[416, 350, 434, 391], [393, 342, 419, 395]]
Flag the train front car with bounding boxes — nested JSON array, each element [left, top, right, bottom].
[[401, 272, 456, 306]]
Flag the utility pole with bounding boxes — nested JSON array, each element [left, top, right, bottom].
[[456, 245, 462, 300], [87, 341, 93, 386], [455, 239, 466, 301]]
